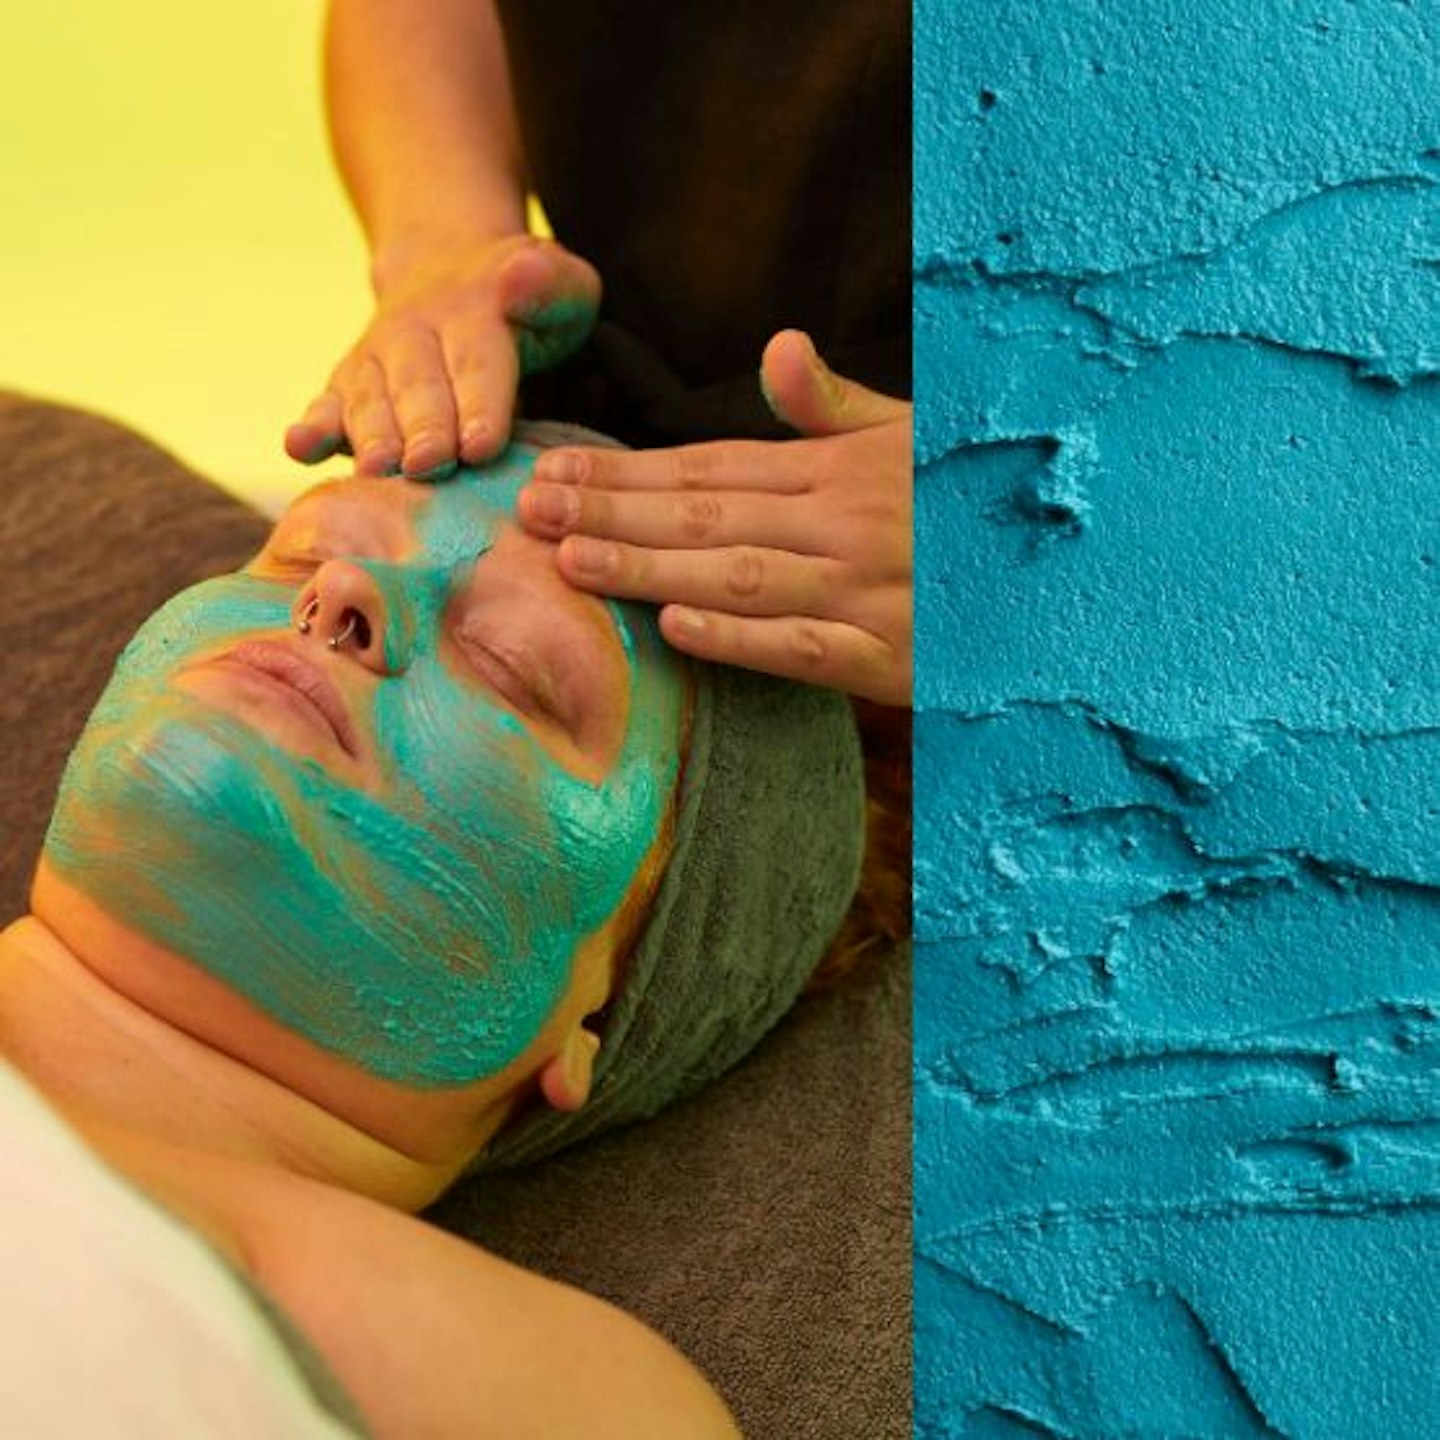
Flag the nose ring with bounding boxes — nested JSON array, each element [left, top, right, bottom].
[[296, 596, 359, 651], [296, 596, 320, 635], [328, 612, 359, 651]]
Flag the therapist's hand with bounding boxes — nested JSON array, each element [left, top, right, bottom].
[[284, 235, 599, 478], [516, 330, 913, 706]]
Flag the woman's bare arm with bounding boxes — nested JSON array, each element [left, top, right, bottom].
[[122, 1140, 741, 1439]]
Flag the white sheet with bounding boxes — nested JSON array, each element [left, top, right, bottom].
[[0, 1058, 359, 1438]]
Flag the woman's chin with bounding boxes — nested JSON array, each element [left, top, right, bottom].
[[26, 858, 536, 1205]]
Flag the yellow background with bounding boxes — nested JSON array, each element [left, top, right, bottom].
[[0, 1, 367, 512]]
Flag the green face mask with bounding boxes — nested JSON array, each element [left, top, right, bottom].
[[43, 446, 687, 1087]]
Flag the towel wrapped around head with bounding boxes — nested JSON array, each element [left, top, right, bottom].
[[479, 636, 866, 1170]]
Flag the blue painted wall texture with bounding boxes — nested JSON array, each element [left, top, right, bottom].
[[913, 4, 1440, 1434]]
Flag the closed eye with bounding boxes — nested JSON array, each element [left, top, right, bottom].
[[453, 628, 571, 729]]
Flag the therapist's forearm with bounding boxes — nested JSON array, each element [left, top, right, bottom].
[[324, 0, 529, 294]]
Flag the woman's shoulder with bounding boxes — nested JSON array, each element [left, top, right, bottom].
[[119, 1138, 743, 1440], [0, 919, 737, 1437]]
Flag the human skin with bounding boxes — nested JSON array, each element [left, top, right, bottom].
[[285, 0, 913, 704], [27, 459, 685, 1189], [0, 472, 737, 1436], [284, 0, 601, 476], [44, 469, 684, 1092], [518, 329, 915, 706], [0, 918, 739, 1437]]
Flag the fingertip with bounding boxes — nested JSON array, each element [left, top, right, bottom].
[[284, 422, 338, 465], [515, 483, 550, 535], [516, 482, 571, 536], [287, 389, 347, 461], [498, 241, 557, 312], [533, 449, 589, 485], [557, 534, 617, 583], [657, 605, 749, 672], [660, 604, 709, 646], [515, 483, 541, 530], [400, 432, 460, 480], [459, 428, 500, 467], [457, 416, 504, 466], [356, 440, 403, 478], [762, 328, 813, 371], [759, 329, 824, 430], [283, 424, 315, 463], [405, 457, 460, 481]]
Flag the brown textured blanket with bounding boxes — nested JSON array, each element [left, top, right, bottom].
[[0, 392, 910, 1440]]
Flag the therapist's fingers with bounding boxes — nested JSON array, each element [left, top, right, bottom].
[[284, 235, 600, 476], [657, 605, 908, 705], [441, 320, 520, 467], [382, 326, 461, 478], [501, 242, 603, 376], [554, 537, 843, 618], [342, 356, 404, 477], [518, 482, 825, 555], [285, 390, 349, 464], [289, 349, 404, 475], [759, 328, 911, 436], [531, 437, 813, 495]]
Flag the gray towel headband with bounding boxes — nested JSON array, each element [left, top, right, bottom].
[[478, 425, 866, 1168]]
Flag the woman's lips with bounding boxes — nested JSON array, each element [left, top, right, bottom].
[[218, 641, 360, 758]]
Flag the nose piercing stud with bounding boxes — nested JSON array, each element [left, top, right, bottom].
[[329, 612, 359, 651], [296, 597, 319, 634]]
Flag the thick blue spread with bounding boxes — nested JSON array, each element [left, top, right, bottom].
[[913, 4, 1440, 1434]]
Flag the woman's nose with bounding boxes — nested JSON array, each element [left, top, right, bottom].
[[292, 560, 403, 675]]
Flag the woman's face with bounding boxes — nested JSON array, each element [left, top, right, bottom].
[[43, 446, 687, 1088]]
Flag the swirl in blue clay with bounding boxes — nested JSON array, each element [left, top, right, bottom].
[[42, 444, 685, 1087], [914, 4, 1440, 1436]]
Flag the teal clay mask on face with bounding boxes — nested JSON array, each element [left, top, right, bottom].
[[43, 445, 686, 1087]]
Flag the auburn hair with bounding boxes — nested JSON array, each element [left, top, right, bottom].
[[805, 699, 912, 991]]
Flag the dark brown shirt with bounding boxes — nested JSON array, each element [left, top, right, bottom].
[[496, 1, 911, 444]]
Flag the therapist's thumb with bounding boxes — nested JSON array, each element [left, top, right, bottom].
[[760, 329, 909, 437], [500, 240, 600, 321], [500, 240, 602, 373]]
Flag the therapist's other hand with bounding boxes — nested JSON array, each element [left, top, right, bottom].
[[517, 330, 913, 706], [284, 236, 599, 478]]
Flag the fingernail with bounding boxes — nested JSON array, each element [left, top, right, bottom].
[[298, 429, 344, 465], [360, 441, 400, 476], [567, 537, 616, 577], [285, 425, 322, 463], [537, 450, 587, 484], [667, 606, 707, 639], [460, 421, 490, 458], [526, 483, 579, 528], [401, 432, 456, 480]]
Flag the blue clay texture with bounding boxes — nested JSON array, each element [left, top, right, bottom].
[[914, 4, 1440, 1436]]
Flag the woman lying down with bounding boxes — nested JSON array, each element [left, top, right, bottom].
[[0, 429, 893, 1437]]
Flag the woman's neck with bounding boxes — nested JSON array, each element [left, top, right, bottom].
[[0, 907, 476, 1212]]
